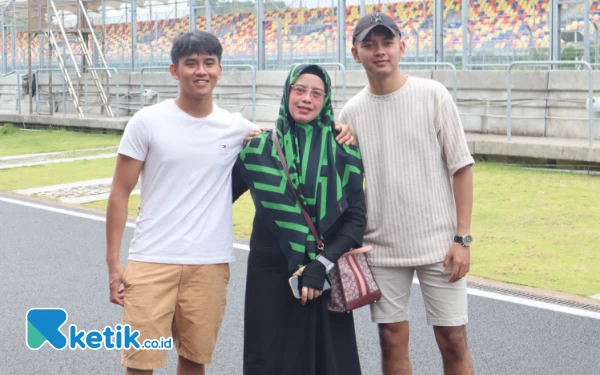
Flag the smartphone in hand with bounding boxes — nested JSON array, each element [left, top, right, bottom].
[[288, 276, 332, 299]]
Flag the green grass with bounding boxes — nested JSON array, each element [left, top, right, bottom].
[[80, 164, 600, 296], [85, 195, 142, 217], [232, 193, 255, 239], [471, 163, 600, 296], [0, 157, 116, 191], [84, 193, 256, 239], [0, 124, 121, 156], [4, 159, 600, 296]]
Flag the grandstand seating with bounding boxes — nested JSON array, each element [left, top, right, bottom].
[[6, 0, 600, 63]]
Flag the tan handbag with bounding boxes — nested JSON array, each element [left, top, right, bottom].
[[273, 131, 381, 313]]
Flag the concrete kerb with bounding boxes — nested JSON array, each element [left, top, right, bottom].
[[12, 178, 141, 204], [0, 146, 118, 161], [0, 113, 130, 132], [466, 134, 600, 163], [13, 178, 114, 195], [0, 153, 116, 170]]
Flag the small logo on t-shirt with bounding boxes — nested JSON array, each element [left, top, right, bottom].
[[220, 144, 228, 153]]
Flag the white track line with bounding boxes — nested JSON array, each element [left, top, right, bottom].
[[0, 196, 135, 228], [1, 196, 599, 320]]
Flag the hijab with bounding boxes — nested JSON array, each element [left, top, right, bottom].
[[238, 64, 364, 272]]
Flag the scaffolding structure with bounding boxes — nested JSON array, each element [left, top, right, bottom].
[[0, 0, 132, 117]]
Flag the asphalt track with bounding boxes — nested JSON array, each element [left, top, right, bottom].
[[1, 197, 599, 374]]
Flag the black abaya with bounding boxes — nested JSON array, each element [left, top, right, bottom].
[[233, 167, 365, 375]]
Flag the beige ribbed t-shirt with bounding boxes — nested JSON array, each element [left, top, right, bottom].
[[338, 76, 474, 267]]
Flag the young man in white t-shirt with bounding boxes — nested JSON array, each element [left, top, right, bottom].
[[106, 31, 254, 374], [106, 31, 355, 374], [338, 14, 475, 375]]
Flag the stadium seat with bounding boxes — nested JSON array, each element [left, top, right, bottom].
[[11, 0, 600, 63]]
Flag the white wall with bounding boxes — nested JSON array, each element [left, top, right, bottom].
[[1, 69, 599, 140]]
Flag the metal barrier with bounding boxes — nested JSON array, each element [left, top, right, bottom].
[[507, 61, 595, 147], [464, 63, 511, 69], [139, 65, 257, 123], [84, 67, 120, 119], [310, 62, 347, 105], [140, 66, 169, 108], [34, 68, 66, 116], [221, 64, 256, 123], [465, 63, 555, 69], [0, 70, 21, 113], [399, 62, 457, 102]]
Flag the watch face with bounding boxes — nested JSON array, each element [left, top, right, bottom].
[[463, 235, 473, 246]]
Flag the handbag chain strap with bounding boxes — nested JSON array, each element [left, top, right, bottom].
[[273, 130, 324, 251]]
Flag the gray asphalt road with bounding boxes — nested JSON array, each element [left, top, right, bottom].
[[1, 199, 599, 375]]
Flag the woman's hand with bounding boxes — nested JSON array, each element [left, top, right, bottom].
[[293, 266, 323, 305]]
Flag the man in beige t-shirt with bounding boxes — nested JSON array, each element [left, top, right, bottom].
[[339, 14, 475, 375]]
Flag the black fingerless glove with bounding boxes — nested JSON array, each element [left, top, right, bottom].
[[301, 261, 327, 291]]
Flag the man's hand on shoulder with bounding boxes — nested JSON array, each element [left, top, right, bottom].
[[244, 127, 265, 146], [334, 123, 356, 146]]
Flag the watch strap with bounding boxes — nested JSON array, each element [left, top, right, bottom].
[[454, 234, 472, 247], [316, 254, 335, 273]]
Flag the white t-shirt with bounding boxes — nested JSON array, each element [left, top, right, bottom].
[[118, 99, 255, 264]]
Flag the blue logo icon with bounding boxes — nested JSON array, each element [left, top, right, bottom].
[[26, 308, 68, 350]]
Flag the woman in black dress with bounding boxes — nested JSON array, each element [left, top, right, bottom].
[[232, 64, 366, 375]]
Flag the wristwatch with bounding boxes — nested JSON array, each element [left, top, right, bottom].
[[454, 234, 473, 247], [315, 254, 335, 274]]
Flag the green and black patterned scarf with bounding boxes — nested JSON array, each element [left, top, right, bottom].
[[238, 64, 364, 273]]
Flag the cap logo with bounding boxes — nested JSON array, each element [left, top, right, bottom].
[[370, 13, 383, 24]]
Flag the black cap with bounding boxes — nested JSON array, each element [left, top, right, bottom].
[[352, 13, 402, 43]]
